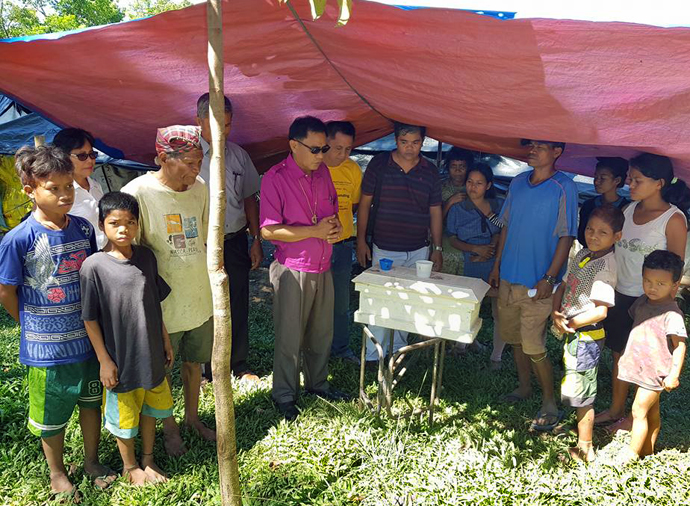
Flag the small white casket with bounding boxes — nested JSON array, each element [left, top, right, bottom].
[[353, 266, 490, 343]]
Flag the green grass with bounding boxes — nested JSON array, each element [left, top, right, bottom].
[[2, 281, 690, 505]]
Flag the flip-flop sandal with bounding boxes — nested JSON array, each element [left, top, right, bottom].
[[530, 410, 564, 432]]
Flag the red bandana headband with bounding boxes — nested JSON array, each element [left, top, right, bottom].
[[155, 125, 201, 155]]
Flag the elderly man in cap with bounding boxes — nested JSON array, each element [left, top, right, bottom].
[[122, 125, 215, 455]]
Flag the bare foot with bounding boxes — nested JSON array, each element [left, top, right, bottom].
[[568, 445, 596, 463], [606, 415, 633, 434], [500, 388, 532, 404], [594, 409, 624, 426], [163, 428, 188, 457], [141, 457, 168, 483], [184, 419, 217, 441], [50, 471, 80, 503], [84, 461, 118, 489], [124, 466, 151, 486]]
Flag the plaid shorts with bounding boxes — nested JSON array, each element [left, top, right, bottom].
[[560, 328, 606, 408]]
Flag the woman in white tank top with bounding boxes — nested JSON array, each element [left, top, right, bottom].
[[596, 153, 689, 430]]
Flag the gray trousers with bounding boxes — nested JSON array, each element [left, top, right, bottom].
[[270, 260, 334, 403]]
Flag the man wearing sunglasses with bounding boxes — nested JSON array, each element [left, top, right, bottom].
[[260, 116, 348, 421], [356, 122, 443, 365], [195, 93, 262, 384]]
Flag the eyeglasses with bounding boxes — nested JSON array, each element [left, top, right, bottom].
[[293, 138, 330, 154], [70, 151, 97, 161]]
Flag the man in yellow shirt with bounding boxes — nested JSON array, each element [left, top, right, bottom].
[[324, 121, 362, 364]]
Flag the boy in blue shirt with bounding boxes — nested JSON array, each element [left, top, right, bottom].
[[0, 146, 114, 499], [489, 139, 579, 432]]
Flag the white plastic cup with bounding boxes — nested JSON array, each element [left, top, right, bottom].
[[415, 260, 433, 278]]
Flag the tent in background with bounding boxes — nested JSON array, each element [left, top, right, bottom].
[[1, 0, 689, 179]]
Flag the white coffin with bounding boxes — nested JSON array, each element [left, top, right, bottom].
[[353, 266, 491, 343]]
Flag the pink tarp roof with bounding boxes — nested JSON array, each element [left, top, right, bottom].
[[1, 0, 690, 177]]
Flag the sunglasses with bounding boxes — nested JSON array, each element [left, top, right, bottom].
[[293, 138, 330, 154], [70, 151, 98, 161]]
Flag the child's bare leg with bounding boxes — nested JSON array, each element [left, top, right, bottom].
[[162, 374, 187, 457], [140, 415, 167, 483], [116, 436, 150, 486], [596, 352, 629, 423], [641, 395, 661, 457], [569, 406, 595, 462], [79, 407, 116, 487], [630, 387, 660, 457], [42, 431, 75, 494], [182, 362, 216, 441]]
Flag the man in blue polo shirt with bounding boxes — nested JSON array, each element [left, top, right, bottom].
[[489, 139, 578, 432]]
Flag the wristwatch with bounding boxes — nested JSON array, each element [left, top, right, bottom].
[[252, 234, 262, 243], [543, 274, 558, 286], [433, 245, 443, 252]]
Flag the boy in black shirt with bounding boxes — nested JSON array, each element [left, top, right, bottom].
[[80, 192, 173, 485]]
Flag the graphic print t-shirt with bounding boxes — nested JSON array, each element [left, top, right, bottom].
[[122, 173, 213, 334], [0, 214, 97, 366]]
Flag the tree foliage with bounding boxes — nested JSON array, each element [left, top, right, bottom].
[[0, 0, 192, 38], [126, 0, 191, 20]]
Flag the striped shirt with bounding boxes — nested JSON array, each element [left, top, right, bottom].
[[362, 152, 441, 252]]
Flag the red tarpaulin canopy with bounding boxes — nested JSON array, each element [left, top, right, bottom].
[[1, 0, 690, 177]]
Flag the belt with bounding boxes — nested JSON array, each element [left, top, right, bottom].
[[224, 227, 247, 241], [334, 236, 356, 245]]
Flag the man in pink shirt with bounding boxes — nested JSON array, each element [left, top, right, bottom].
[[260, 116, 348, 420]]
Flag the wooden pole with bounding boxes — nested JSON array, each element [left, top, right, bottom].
[[206, 0, 243, 504]]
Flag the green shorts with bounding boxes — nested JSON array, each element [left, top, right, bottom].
[[28, 357, 102, 438], [169, 317, 214, 364], [561, 328, 606, 408]]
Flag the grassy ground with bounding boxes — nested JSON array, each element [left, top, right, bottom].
[[2, 265, 690, 505]]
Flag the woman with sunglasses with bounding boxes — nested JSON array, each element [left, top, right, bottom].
[[446, 163, 506, 369], [53, 128, 106, 247]]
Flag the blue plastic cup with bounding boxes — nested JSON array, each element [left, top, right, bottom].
[[379, 258, 393, 271]]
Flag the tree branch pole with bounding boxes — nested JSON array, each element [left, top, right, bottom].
[[206, 0, 242, 504]]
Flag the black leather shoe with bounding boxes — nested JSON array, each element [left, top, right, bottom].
[[306, 388, 352, 402], [275, 401, 299, 421]]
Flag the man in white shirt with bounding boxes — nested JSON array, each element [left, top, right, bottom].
[[196, 93, 262, 382]]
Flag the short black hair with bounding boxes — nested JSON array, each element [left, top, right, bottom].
[[521, 138, 566, 151], [196, 93, 233, 119], [53, 128, 96, 153], [98, 191, 140, 223], [596, 157, 628, 188], [589, 204, 625, 233], [643, 249, 685, 283], [326, 121, 356, 140], [394, 122, 426, 139], [445, 147, 474, 170], [289, 116, 326, 141], [15, 145, 73, 187]]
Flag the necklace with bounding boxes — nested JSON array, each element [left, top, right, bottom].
[[298, 177, 318, 225], [35, 213, 70, 230]]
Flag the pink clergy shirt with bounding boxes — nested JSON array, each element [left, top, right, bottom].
[[260, 155, 339, 273]]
